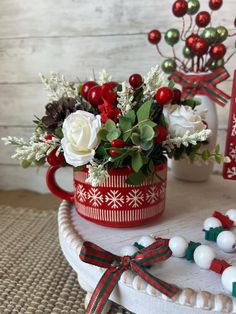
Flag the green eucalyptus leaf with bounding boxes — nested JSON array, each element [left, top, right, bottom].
[[132, 153, 144, 173], [104, 119, 116, 131], [168, 80, 175, 89], [131, 132, 141, 145], [215, 154, 222, 164], [119, 116, 132, 132], [140, 140, 154, 151], [55, 127, 64, 139], [137, 100, 152, 122], [98, 129, 108, 141], [215, 144, 220, 154], [126, 170, 146, 186], [140, 125, 155, 141], [139, 120, 157, 128], [34, 158, 45, 167], [106, 129, 121, 142], [123, 131, 132, 141], [125, 110, 136, 125], [202, 149, 211, 161], [21, 160, 32, 168]]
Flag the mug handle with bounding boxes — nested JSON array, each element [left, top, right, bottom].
[[46, 165, 74, 202]]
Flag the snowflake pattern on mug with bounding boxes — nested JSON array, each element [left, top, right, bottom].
[[105, 190, 125, 209], [75, 184, 87, 203], [126, 189, 144, 208], [87, 188, 103, 207]]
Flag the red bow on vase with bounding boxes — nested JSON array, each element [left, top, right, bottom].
[[170, 67, 231, 107], [80, 238, 179, 314]]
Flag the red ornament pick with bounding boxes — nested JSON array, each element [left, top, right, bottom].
[[192, 38, 209, 56], [196, 11, 211, 28], [88, 85, 103, 107], [186, 34, 200, 49], [148, 30, 162, 45], [172, 0, 188, 17], [210, 43, 226, 60], [209, 0, 223, 10], [129, 73, 143, 89], [81, 81, 97, 100]]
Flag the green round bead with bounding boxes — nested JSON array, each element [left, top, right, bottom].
[[208, 58, 225, 71], [164, 28, 180, 46], [183, 46, 194, 58], [216, 26, 228, 43], [161, 59, 177, 74], [187, 0, 200, 15], [201, 27, 218, 44]]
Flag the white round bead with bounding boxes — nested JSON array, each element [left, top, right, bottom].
[[193, 245, 216, 269], [169, 236, 189, 258], [226, 209, 236, 226], [221, 266, 236, 293], [120, 245, 138, 256], [138, 236, 156, 247], [203, 217, 222, 231], [216, 230, 236, 253]]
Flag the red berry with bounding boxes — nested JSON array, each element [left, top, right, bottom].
[[155, 87, 174, 106], [111, 139, 127, 148], [148, 30, 162, 45], [47, 148, 64, 166], [154, 125, 168, 143], [210, 43, 226, 60], [186, 34, 200, 49], [192, 38, 209, 57], [101, 82, 117, 94], [209, 0, 222, 11], [87, 85, 103, 106], [172, 88, 182, 103], [81, 81, 97, 100], [43, 135, 53, 142], [172, 0, 188, 18], [196, 11, 211, 28], [109, 149, 120, 156], [129, 73, 143, 89]]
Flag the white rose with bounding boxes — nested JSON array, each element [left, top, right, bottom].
[[163, 104, 206, 138], [61, 110, 101, 167]]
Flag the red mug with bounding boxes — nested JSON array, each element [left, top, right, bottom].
[[46, 163, 167, 227]]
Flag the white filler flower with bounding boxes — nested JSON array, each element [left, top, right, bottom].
[[61, 111, 101, 167]]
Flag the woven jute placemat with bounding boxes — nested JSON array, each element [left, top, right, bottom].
[[0, 205, 131, 314]]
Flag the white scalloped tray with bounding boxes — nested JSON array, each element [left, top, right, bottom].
[[58, 174, 236, 314]]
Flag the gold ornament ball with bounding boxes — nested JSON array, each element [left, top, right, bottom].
[[187, 0, 200, 15], [164, 28, 180, 46], [161, 59, 177, 74], [201, 27, 217, 44], [216, 26, 228, 43]]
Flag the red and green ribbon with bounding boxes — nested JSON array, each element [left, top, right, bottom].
[[80, 238, 179, 314], [170, 68, 230, 107]]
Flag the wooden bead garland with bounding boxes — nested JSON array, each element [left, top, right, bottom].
[[120, 234, 236, 298], [203, 209, 236, 253]]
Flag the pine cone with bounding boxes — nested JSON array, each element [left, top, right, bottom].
[[42, 97, 77, 129]]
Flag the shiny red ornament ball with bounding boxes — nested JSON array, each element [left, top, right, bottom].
[[101, 82, 117, 104], [148, 29, 162, 45], [209, 0, 223, 10], [210, 43, 226, 60], [186, 34, 200, 49], [47, 148, 64, 166], [87, 85, 103, 107], [81, 81, 97, 100], [172, 88, 182, 103], [155, 87, 174, 106], [154, 125, 168, 143], [196, 11, 211, 28], [172, 0, 188, 17], [111, 139, 128, 148], [129, 73, 143, 89], [192, 38, 209, 56]]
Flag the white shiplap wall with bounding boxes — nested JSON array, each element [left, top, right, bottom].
[[0, 0, 235, 192]]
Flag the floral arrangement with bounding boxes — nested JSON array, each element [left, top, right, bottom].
[[148, 0, 236, 74], [2, 65, 228, 186]]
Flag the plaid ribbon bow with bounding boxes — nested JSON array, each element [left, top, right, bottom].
[[80, 238, 179, 314], [170, 68, 230, 107]]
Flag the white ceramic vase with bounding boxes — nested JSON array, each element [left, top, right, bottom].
[[171, 93, 218, 182]]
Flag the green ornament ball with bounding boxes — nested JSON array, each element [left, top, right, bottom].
[[183, 46, 194, 58], [187, 0, 200, 15], [208, 58, 225, 71], [201, 27, 217, 44], [161, 59, 177, 74], [164, 28, 180, 46], [216, 26, 228, 43]]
